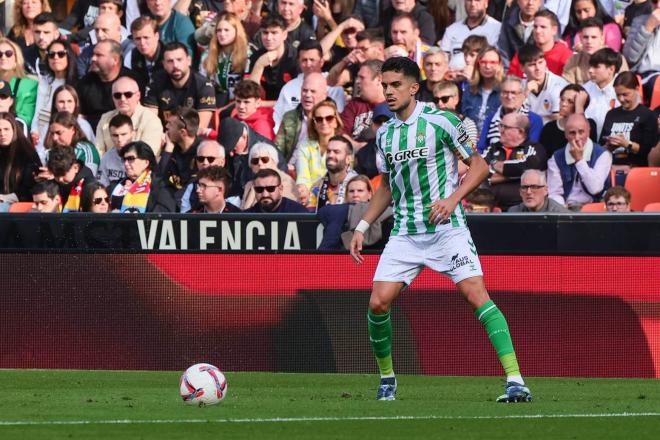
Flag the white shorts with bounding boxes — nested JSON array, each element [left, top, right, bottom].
[[373, 228, 483, 285]]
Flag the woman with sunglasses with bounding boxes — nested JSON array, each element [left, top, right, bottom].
[[7, 0, 51, 55], [80, 182, 110, 213], [460, 46, 504, 134], [32, 39, 78, 142], [108, 141, 176, 213], [0, 37, 38, 129], [0, 112, 41, 204], [296, 100, 344, 205], [200, 12, 251, 107], [44, 111, 100, 176], [241, 142, 299, 209]]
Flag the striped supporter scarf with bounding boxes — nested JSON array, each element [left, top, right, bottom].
[[62, 178, 85, 213], [118, 170, 152, 213]]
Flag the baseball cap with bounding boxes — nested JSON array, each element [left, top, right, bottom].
[[217, 118, 247, 155], [372, 103, 394, 122]]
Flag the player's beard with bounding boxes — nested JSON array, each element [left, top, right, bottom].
[[390, 95, 413, 115]]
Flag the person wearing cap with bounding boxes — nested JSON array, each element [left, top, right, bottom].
[[0, 80, 29, 137], [354, 103, 393, 179]]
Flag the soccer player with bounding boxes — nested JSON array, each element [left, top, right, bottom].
[[350, 57, 532, 403]]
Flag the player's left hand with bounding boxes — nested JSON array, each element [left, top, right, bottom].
[[428, 198, 458, 224]]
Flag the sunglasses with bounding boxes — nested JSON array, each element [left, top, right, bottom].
[[250, 156, 270, 165], [48, 50, 67, 59], [93, 196, 110, 205], [314, 115, 335, 124], [254, 185, 278, 193], [0, 50, 14, 59], [433, 95, 454, 104], [122, 155, 137, 163], [196, 156, 217, 163], [112, 91, 137, 100]]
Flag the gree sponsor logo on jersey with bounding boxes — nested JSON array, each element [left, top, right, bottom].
[[385, 147, 429, 164]]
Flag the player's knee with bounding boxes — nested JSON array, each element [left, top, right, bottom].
[[368, 297, 391, 315]]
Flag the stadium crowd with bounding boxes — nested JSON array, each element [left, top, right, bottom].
[[0, 0, 659, 246]]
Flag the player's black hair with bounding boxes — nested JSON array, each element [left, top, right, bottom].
[[588, 48, 622, 71], [381, 57, 420, 83]]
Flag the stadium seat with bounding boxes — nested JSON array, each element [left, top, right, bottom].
[[580, 202, 606, 212], [643, 202, 660, 212], [624, 167, 660, 212], [649, 76, 660, 110], [8, 202, 34, 213]]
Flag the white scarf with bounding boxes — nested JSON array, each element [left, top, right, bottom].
[[564, 138, 594, 165]]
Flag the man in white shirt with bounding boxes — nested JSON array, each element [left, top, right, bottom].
[[520, 45, 569, 123], [441, 0, 502, 57], [272, 39, 345, 132], [582, 48, 621, 138], [547, 114, 612, 209]]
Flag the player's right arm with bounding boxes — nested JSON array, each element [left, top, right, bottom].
[[350, 174, 392, 264]]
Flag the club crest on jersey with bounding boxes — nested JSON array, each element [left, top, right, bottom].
[[386, 147, 429, 164]]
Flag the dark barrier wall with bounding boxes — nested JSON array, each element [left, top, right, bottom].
[[1, 254, 658, 378]]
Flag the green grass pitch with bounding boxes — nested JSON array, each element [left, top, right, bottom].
[[0, 370, 659, 439]]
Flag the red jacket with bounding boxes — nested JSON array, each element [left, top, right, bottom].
[[508, 41, 573, 78], [232, 107, 275, 141]]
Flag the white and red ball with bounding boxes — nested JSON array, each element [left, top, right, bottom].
[[179, 363, 228, 406]]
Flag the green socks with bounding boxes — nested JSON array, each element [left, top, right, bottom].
[[476, 300, 521, 379], [368, 309, 394, 377]]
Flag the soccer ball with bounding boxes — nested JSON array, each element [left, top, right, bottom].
[[180, 363, 228, 406]]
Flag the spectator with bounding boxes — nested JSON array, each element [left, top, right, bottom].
[[180, 140, 226, 213], [35, 85, 95, 160], [125, 16, 165, 86], [243, 168, 308, 213], [192, 165, 241, 213], [623, 0, 660, 104], [77, 40, 144, 131], [248, 14, 299, 102], [108, 141, 176, 213], [96, 76, 163, 156], [563, 17, 629, 85], [317, 14, 364, 64], [508, 169, 571, 212], [241, 142, 299, 210], [308, 135, 358, 210], [460, 46, 503, 133], [604, 185, 632, 212], [441, 0, 502, 57], [390, 14, 431, 71], [519, 44, 569, 124], [65, 0, 127, 45], [273, 39, 346, 132], [31, 180, 61, 212], [547, 113, 612, 209], [540, 83, 598, 157], [508, 10, 574, 77], [478, 76, 544, 152], [159, 108, 203, 199], [199, 12, 250, 107], [563, 0, 622, 51], [416, 48, 448, 103], [463, 188, 498, 212], [194, 0, 261, 43], [145, 0, 196, 55], [583, 47, 621, 138], [77, 12, 133, 77], [433, 80, 478, 143], [7, 0, 51, 56], [600, 71, 659, 167], [80, 181, 110, 213], [345, 174, 373, 203], [297, 100, 344, 204], [380, 0, 437, 46], [24, 12, 60, 76], [544, 0, 573, 32], [483, 112, 547, 209], [0, 37, 38, 128], [341, 60, 385, 141], [47, 145, 95, 212], [622, 0, 654, 37], [231, 79, 275, 140], [0, 78, 29, 137], [326, 27, 385, 88], [60, 1, 102, 41], [354, 103, 394, 179], [97, 114, 134, 186], [256, 0, 315, 50], [0, 112, 40, 202], [144, 42, 216, 130], [45, 111, 101, 176], [498, 0, 543, 69], [32, 39, 78, 140], [446, 35, 489, 83]]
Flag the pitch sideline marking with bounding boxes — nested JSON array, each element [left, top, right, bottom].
[[1, 413, 659, 426]]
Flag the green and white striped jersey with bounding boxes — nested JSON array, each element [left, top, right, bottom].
[[376, 102, 475, 236]]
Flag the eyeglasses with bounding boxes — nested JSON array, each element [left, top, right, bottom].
[[478, 60, 500, 66], [113, 91, 137, 100], [500, 124, 522, 131], [0, 50, 14, 59], [93, 196, 110, 205], [501, 90, 521, 96], [197, 182, 222, 190], [254, 185, 278, 194], [196, 156, 217, 163], [314, 115, 335, 124], [250, 156, 270, 166], [433, 95, 454, 104], [122, 155, 137, 163], [520, 184, 546, 191], [48, 50, 67, 59]]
